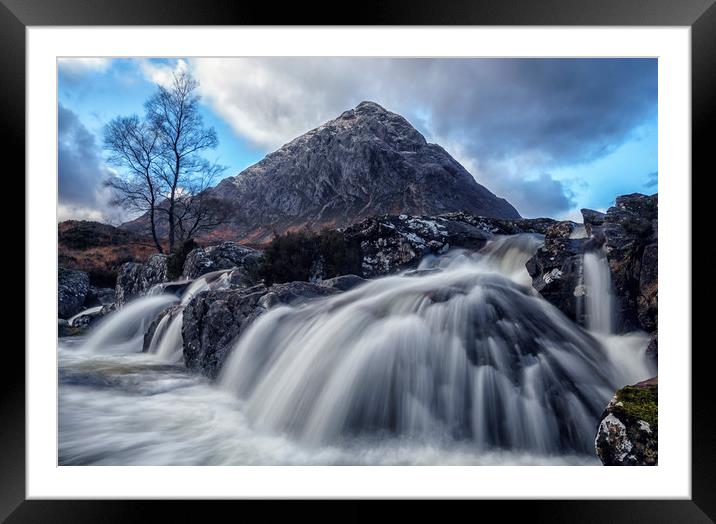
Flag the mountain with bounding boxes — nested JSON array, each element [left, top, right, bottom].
[[128, 101, 520, 243]]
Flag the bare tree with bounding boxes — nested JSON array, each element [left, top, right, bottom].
[[103, 115, 164, 252], [172, 160, 230, 242], [145, 70, 222, 252]]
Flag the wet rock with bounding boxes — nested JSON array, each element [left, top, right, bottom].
[[84, 286, 116, 308], [345, 213, 555, 278], [115, 254, 168, 306], [319, 274, 366, 291], [182, 241, 263, 280], [58, 318, 82, 337], [595, 377, 658, 466], [69, 308, 105, 331], [525, 221, 587, 324], [58, 267, 90, 319], [182, 282, 339, 379]]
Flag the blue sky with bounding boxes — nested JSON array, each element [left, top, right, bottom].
[[58, 57, 657, 223]]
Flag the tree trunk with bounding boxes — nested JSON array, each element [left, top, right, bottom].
[[168, 196, 176, 252], [149, 204, 163, 253], [168, 154, 180, 252]]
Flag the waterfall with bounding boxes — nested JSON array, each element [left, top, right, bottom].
[[64, 234, 654, 465], [81, 294, 179, 354], [583, 250, 615, 334], [144, 269, 232, 362], [82, 269, 231, 360], [218, 235, 642, 455]]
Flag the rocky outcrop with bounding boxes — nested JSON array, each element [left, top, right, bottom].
[[525, 221, 586, 323], [595, 377, 658, 466], [345, 213, 555, 278], [125, 101, 521, 243], [583, 193, 657, 333], [182, 282, 340, 379], [524, 193, 657, 336], [181, 241, 263, 280], [115, 254, 168, 306], [58, 267, 90, 319]]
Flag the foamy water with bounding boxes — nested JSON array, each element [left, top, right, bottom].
[[59, 234, 653, 465]]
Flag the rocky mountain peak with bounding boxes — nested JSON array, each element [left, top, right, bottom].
[[128, 102, 521, 243]]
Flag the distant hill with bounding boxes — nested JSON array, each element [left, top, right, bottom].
[[123, 101, 520, 243], [58, 220, 159, 287]]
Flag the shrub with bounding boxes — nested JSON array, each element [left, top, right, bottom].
[[252, 228, 362, 285]]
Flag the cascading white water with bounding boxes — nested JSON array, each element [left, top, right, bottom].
[[81, 270, 230, 359], [583, 250, 615, 334], [219, 235, 647, 455], [145, 269, 232, 362], [81, 294, 179, 354]]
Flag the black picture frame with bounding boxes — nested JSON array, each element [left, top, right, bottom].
[[4, 0, 711, 521]]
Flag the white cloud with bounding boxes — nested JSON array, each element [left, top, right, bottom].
[[138, 58, 188, 88], [188, 58, 397, 150], [58, 203, 106, 223], [58, 58, 111, 75]]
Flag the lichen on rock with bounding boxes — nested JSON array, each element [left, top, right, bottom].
[[595, 377, 658, 466]]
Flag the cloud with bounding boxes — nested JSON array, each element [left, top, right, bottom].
[[137, 58, 188, 88], [185, 57, 656, 217], [58, 58, 110, 76], [58, 104, 126, 223], [645, 171, 658, 188]]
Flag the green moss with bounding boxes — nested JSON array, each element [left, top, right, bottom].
[[615, 384, 658, 429]]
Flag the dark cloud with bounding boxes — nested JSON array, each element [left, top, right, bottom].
[[58, 104, 121, 222], [479, 170, 576, 218], [416, 59, 657, 167], [645, 171, 658, 188]]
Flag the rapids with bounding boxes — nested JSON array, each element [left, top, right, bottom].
[[59, 234, 654, 465]]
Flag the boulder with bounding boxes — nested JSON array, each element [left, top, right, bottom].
[[58, 267, 90, 319], [182, 282, 339, 379], [595, 377, 658, 466], [115, 254, 168, 306], [318, 274, 366, 291], [68, 306, 106, 331], [84, 286, 116, 308], [525, 221, 587, 324], [181, 241, 263, 280]]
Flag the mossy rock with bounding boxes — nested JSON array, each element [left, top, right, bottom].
[[595, 379, 658, 466], [614, 384, 658, 430]]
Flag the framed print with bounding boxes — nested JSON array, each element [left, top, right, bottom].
[[4, 0, 713, 521]]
